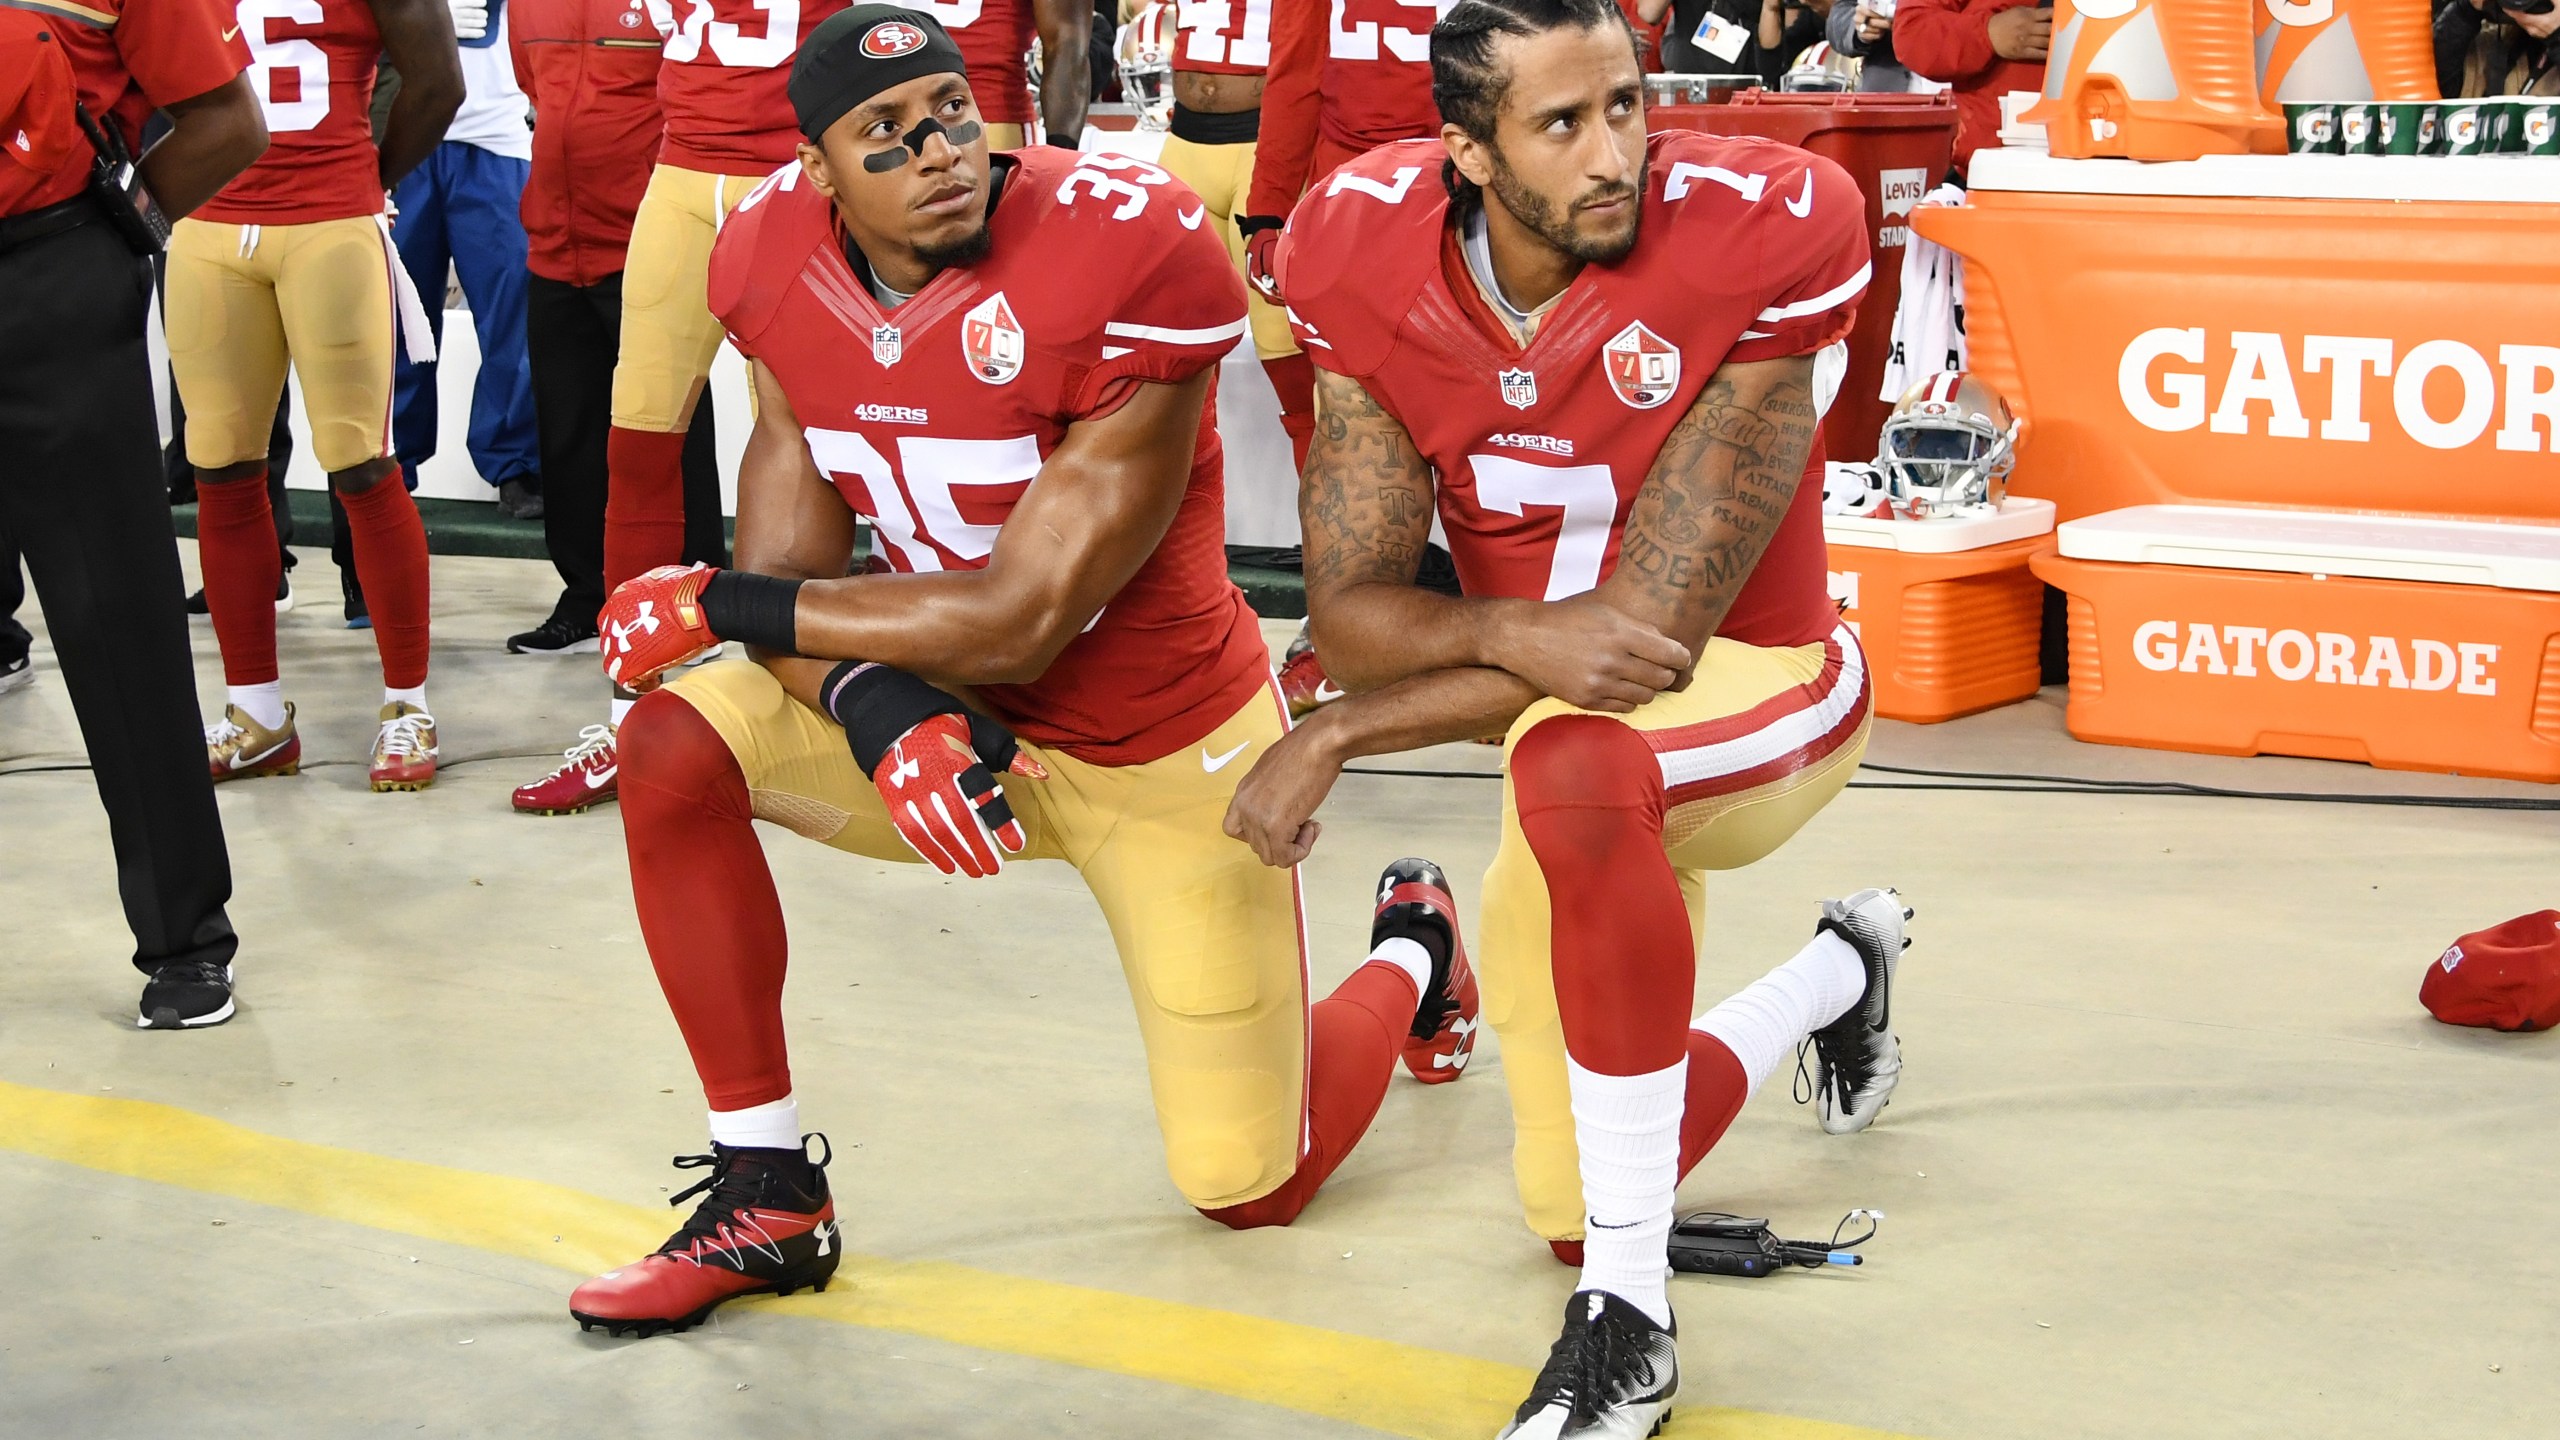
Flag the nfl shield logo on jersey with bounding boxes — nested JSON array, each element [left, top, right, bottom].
[[1499, 367, 1537, 410], [963, 293, 1025, 385], [1603, 321, 1680, 410], [872, 324, 902, 366]]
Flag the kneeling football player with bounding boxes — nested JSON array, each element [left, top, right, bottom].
[[567, 6, 1480, 1337], [1225, 2, 1914, 1434]]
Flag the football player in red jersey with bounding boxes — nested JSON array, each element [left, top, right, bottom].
[[170, 0, 462, 791], [919, 0, 1091, 150], [1226, 2, 1911, 1433], [512, 0, 853, 815], [564, 5, 1481, 1339]]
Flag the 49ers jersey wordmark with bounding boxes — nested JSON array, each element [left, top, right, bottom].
[[648, 0, 852, 173], [199, 0, 386, 224], [707, 147, 1267, 765], [1279, 131, 1872, 651]]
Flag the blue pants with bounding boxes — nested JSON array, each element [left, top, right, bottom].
[[392, 142, 538, 488]]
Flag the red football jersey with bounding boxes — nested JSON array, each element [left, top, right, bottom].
[[1172, 0, 1271, 77], [649, 0, 850, 175], [1245, 0, 1442, 217], [708, 147, 1268, 766], [1279, 132, 1871, 651], [197, 0, 385, 224], [5, 0, 248, 218], [908, 0, 1037, 127]]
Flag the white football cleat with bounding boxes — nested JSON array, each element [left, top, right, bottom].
[[1802, 887, 1912, 1136]]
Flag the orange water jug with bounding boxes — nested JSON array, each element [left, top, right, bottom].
[[2027, 0, 2282, 160], [2254, 0, 2440, 109]]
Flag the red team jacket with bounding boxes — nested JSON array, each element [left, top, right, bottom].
[[1246, 0, 1443, 217], [933, 0, 1039, 127], [649, 0, 850, 174], [513, 0, 670, 285], [196, 0, 387, 224], [1889, 0, 2046, 173], [706, 148, 1271, 765], [2, 0, 247, 217], [1278, 132, 1870, 650]]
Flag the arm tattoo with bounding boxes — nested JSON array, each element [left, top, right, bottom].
[[1301, 370, 1433, 595], [1602, 361, 1819, 645]]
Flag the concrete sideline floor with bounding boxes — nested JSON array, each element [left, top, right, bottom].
[[3, 547, 2555, 1440]]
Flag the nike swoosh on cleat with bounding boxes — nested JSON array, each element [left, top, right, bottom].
[[1312, 681, 1345, 703], [226, 738, 289, 770], [1201, 741, 1250, 773], [584, 765, 619, 790]]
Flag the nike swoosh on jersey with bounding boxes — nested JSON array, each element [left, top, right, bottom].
[[1784, 170, 1815, 218], [221, 25, 240, 41], [1178, 205, 1206, 230], [1202, 741, 1251, 772]]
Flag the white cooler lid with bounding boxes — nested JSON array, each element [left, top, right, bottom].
[[1965, 151, 2560, 205], [1826, 495, 2056, 553], [2056, 505, 2560, 592]]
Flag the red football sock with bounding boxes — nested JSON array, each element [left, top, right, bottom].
[[194, 469, 281, 687], [1262, 352, 1316, 474], [619, 692, 794, 1111], [1512, 716, 1694, 1077], [605, 425, 692, 590], [335, 471, 432, 691], [1198, 959, 1418, 1230], [1548, 1028, 1753, 1268]]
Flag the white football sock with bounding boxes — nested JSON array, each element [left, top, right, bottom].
[[228, 681, 286, 731], [1692, 930, 1864, 1096], [610, 695, 637, 727], [707, 1095, 801, 1151], [1569, 1056, 1685, 1328], [383, 684, 428, 713], [1367, 936, 1434, 1015]]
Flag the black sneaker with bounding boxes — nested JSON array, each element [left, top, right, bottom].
[[497, 478, 545, 521], [138, 960, 236, 1029], [342, 570, 370, 630], [1500, 1290, 1680, 1439], [0, 651, 30, 697], [1798, 888, 1913, 1136], [185, 574, 293, 618], [570, 1137, 841, 1337], [507, 615, 599, 655]]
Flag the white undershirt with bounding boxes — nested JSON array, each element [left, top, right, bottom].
[[1459, 204, 1562, 346]]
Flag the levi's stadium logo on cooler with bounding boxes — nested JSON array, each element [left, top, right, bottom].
[[963, 292, 1025, 385], [1602, 322, 1679, 409], [862, 21, 928, 57]]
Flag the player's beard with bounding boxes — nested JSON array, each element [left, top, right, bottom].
[[915, 215, 995, 272], [1487, 150, 1647, 265]]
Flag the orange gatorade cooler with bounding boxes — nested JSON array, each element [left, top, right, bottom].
[[2029, 0, 2281, 159], [2032, 505, 2560, 781], [2255, 0, 2439, 114], [1827, 498, 2057, 723]]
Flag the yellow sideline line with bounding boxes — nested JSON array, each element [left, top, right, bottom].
[[0, 1080, 1915, 1440]]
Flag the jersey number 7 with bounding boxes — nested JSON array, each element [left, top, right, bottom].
[[1468, 454, 1618, 601]]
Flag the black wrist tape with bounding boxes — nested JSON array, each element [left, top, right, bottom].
[[698, 571, 804, 655], [820, 661, 962, 771]]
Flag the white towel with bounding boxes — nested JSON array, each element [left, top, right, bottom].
[[1880, 182, 1967, 402], [376, 213, 439, 365]]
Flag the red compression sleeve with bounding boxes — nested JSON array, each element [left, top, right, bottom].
[[195, 470, 282, 687], [1198, 959, 1418, 1230], [605, 425, 692, 590], [336, 470, 432, 691]]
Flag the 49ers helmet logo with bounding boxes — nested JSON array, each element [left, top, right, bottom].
[[1603, 321, 1681, 410], [862, 21, 928, 57], [963, 292, 1024, 385]]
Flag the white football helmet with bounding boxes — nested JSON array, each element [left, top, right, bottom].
[[1821, 461, 1891, 519], [1117, 4, 1177, 132], [1877, 371, 2020, 519]]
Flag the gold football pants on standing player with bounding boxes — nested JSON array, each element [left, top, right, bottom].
[[164, 215, 398, 471], [611, 165, 768, 433], [1480, 629, 1873, 1240], [662, 659, 1313, 1211], [1154, 132, 1295, 362]]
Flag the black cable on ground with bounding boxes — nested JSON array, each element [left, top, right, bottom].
[[1338, 764, 2560, 812]]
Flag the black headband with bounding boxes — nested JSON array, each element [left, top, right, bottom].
[[789, 5, 972, 145]]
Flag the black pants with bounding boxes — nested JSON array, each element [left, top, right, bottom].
[[0, 217, 237, 975], [526, 270, 724, 626]]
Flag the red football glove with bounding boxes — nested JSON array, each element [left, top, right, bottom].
[[870, 712, 1047, 877], [1240, 218, 1285, 305], [599, 563, 721, 690]]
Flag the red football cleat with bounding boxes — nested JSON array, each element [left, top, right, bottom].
[[513, 724, 618, 815], [571, 1139, 841, 1338], [1279, 622, 1344, 719], [1374, 857, 1481, 1084]]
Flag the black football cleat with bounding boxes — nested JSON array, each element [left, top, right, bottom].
[[570, 1136, 841, 1338], [1499, 1289, 1679, 1438], [1373, 858, 1481, 1083], [1799, 888, 1913, 1135]]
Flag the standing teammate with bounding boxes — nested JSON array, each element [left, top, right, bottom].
[[173, 0, 462, 791], [1227, 3, 1909, 1433], [513, 0, 849, 813], [930, 0, 1091, 149], [563, 6, 1478, 1337]]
